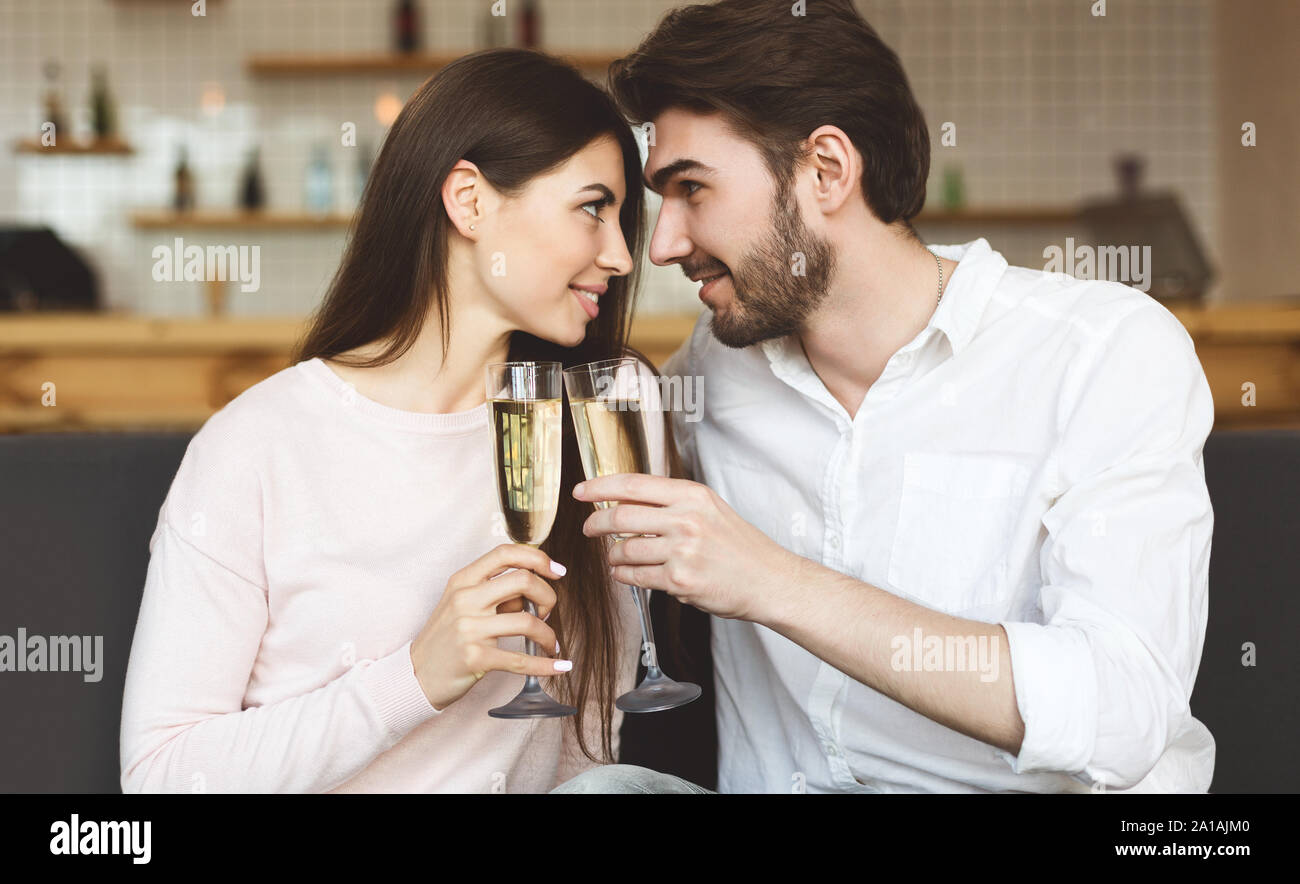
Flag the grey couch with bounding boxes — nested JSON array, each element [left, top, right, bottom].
[[1, 429, 1294, 793]]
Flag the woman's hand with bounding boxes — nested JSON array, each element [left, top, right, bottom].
[[409, 543, 570, 711]]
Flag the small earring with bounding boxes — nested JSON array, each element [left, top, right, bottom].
[[469, 224, 475, 230]]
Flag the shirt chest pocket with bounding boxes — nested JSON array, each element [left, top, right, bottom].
[[887, 452, 1030, 615]]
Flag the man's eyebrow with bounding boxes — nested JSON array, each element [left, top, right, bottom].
[[643, 159, 715, 194], [577, 183, 618, 205]]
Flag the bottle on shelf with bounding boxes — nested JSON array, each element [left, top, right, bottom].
[[519, 0, 540, 48], [89, 63, 117, 142], [394, 0, 421, 53], [239, 146, 266, 212], [941, 164, 965, 211], [305, 142, 334, 215], [1114, 153, 1145, 201], [42, 60, 66, 145], [173, 144, 196, 213]]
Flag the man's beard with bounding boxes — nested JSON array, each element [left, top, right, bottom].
[[704, 184, 836, 349]]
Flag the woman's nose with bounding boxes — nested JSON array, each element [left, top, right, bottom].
[[599, 225, 635, 277]]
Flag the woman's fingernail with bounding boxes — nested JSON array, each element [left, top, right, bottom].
[[550, 559, 567, 577], [573, 483, 585, 498], [554, 659, 573, 672], [554, 640, 560, 654]]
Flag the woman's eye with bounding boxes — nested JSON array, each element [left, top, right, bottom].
[[581, 202, 606, 223]]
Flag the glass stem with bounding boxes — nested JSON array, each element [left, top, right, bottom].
[[521, 598, 542, 690], [629, 585, 662, 678], [522, 543, 544, 689]]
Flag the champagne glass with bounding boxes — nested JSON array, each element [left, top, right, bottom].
[[564, 357, 702, 713], [485, 361, 576, 719]]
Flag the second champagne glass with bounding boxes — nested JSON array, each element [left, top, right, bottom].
[[564, 357, 702, 713], [485, 361, 576, 719]]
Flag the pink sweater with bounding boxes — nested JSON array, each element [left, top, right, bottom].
[[120, 355, 663, 793]]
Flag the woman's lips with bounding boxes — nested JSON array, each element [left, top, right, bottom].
[[571, 285, 599, 319]]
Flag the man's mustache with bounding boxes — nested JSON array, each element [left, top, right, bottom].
[[681, 261, 729, 281]]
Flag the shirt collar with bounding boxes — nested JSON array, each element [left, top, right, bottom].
[[926, 237, 1007, 357], [761, 237, 1007, 376]]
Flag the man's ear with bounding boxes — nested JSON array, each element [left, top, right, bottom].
[[805, 125, 859, 214], [442, 159, 485, 238]]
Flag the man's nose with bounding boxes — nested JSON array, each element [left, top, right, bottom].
[[648, 200, 693, 267]]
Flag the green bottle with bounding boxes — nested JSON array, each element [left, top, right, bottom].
[[90, 64, 116, 140], [941, 165, 965, 211]]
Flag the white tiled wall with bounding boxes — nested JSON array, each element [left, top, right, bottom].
[[897, 0, 1217, 280], [0, 0, 1217, 316]]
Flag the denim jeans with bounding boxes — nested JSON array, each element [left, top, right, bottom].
[[550, 763, 715, 794]]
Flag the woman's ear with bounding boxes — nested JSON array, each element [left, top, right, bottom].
[[442, 159, 485, 238]]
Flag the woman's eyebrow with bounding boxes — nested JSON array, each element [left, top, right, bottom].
[[577, 183, 618, 205]]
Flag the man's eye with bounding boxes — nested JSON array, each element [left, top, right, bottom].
[[681, 180, 702, 197], [581, 202, 606, 223]]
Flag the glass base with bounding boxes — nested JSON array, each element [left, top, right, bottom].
[[489, 679, 577, 719], [616, 671, 702, 713]]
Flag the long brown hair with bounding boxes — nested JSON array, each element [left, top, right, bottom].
[[290, 48, 648, 764]]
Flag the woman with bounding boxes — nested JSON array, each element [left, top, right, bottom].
[[119, 49, 674, 793]]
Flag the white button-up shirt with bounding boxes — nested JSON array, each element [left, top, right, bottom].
[[662, 237, 1216, 793]]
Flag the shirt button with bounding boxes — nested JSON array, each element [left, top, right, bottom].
[[828, 536, 840, 549]]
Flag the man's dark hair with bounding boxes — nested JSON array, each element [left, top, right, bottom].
[[609, 0, 930, 226]]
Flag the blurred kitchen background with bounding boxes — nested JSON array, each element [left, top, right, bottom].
[[0, 0, 1297, 430]]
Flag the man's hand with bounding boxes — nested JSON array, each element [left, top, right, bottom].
[[576, 475, 1027, 757], [574, 473, 801, 622]]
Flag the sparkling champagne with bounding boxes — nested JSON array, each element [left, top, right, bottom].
[[569, 398, 651, 538], [562, 358, 703, 713], [490, 398, 562, 545]]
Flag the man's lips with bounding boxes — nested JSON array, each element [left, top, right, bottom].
[[689, 270, 727, 283], [698, 272, 729, 301]]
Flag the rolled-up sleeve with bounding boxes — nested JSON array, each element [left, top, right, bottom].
[[996, 301, 1214, 789]]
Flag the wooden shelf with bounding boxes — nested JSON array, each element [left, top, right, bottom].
[[14, 137, 134, 155], [247, 50, 621, 77], [130, 210, 353, 230], [3, 304, 1297, 432], [0, 314, 307, 354], [916, 207, 1080, 225], [1168, 299, 1300, 342]]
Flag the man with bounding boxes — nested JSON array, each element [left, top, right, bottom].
[[553, 0, 1214, 793]]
